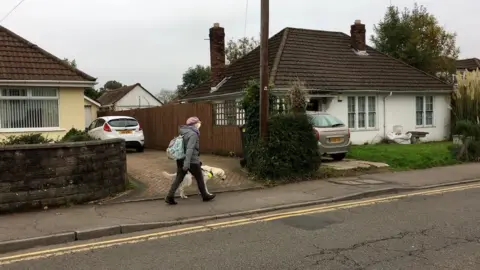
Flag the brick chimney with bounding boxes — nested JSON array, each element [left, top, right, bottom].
[[209, 23, 225, 87], [350, 20, 366, 51]]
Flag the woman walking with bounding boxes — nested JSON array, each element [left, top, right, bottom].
[[165, 117, 216, 205]]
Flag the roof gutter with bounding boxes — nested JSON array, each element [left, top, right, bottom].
[[181, 88, 452, 102], [0, 80, 97, 88], [180, 91, 242, 102], [84, 96, 101, 107], [272, 87, 453, 96], [273, 88, 452, 94], [182, 88, 336, 101], [335, 89, 453, 94]]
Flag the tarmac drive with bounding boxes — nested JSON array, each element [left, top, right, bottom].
[[3, 185, 480, 270]]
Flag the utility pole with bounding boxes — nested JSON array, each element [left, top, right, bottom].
[[259, 0, 269, 140]]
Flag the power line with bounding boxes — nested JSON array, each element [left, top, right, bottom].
[[243, 0, 249, 37], [0, 0, 27, 24]]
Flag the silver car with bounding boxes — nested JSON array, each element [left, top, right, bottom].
[[308, 112, 351, 161]]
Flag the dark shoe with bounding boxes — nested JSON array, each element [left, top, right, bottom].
[[202, 194, 216, 202], [165, 196, 177, 205]]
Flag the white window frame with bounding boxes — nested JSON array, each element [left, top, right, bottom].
[[415, 95, 434, 127], [0, 87, 62, 132], [213, 100, 245, 126], [347, 96, 377, 130]]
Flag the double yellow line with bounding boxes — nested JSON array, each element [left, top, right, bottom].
[[1, 182, 480, 265]]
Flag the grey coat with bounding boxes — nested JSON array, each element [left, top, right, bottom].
[[179, 125, 200, 168]]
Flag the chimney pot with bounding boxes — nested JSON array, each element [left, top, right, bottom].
[[350, 20, 366, 51], [209, 23, 226, 87]]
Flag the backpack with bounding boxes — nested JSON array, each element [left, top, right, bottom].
[[166, 135, 185, 160]]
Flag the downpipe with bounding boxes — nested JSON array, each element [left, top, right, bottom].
[[383, 92, 393, 138]]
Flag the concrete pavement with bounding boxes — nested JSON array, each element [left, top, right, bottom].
[[2, 181, 480, 269], [0, 163, 479, 254]]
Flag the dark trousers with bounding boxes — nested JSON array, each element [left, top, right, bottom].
[[167, 159, 208, 198]]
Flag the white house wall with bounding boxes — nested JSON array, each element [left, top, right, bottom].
[[325, 93, 451, 145], [115, 85, 162, 110]]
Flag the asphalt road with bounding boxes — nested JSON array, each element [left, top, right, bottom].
[[3, 186, 480, 270]]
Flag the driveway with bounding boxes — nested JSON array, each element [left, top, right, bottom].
[[116, 150, 262, 201], [106, 151, 389, 203]]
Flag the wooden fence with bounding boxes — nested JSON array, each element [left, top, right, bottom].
[[98, 102, 243, 155]]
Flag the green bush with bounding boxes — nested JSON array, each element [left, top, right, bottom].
[[451, 120, 480, 162], [453, 120, 480, 140], [0, 128, 96, 146], [241, 80, 276, 162], [60, 128, 96, 142], [0, 133, 54, 145], [248, 113, 321, 180], [242, 79, 320, 181]]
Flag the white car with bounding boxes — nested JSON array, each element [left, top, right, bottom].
[[86, 116, 145, 152]]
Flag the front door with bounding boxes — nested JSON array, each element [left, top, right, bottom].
[[306, 99, 320, 111], [84, 105, 92, 128]]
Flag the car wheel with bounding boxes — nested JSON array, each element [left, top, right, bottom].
[[136, 146, 145, 153], [331, 153, 346, 161]]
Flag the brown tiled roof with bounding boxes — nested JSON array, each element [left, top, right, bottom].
[[97, 83, 163, 106], [0, 25, 96, 81], [183, 27, 451, 100], [98, 84, 138, 105], [456, 58, 480, 71]]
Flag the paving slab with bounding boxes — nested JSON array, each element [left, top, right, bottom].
[[323, 159, 389, 171]]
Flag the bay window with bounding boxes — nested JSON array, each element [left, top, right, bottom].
[[0, 88, 59, 129]]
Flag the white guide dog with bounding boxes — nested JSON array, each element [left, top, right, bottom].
[[162, 165, 226, 199]]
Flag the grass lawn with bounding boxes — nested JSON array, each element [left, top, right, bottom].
[[347, 141, 459, 171]]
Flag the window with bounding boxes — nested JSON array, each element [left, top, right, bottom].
[[273, 97, 288, 114], [108, 118, 139, 128], [358, 97, 366, 128], [95, 119, 105, 128], [309, 114, 345, 128], [416, 96, 434, 126], [347, 97, 356, 128], [236, 102, 245, 126], [368, 96, 376, 128], [0, 87, 59, 129], [347, 96, 376, 129], [213, 100, 244, 126], [88, 120, 98, 130], [224, 100, 237, 125]]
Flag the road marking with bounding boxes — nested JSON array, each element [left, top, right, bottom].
[[1, 182, 480, 265]]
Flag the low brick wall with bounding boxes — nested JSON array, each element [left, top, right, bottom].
[[0, 138, 127, 213]]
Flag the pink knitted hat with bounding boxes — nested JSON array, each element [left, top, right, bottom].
[[186, 116, 200, 125]]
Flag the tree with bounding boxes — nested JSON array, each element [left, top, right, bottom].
[[84, 87, 102, 100], [156, 89, 176, 104], [104, 80, 124, 90], [226, 37, 260, 65], [371, 3, 459, 81], [176, 65, 211, 97], [63, 58, 77, 68]]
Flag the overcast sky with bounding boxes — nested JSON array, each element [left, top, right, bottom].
[[0, 0, 478, 94]]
